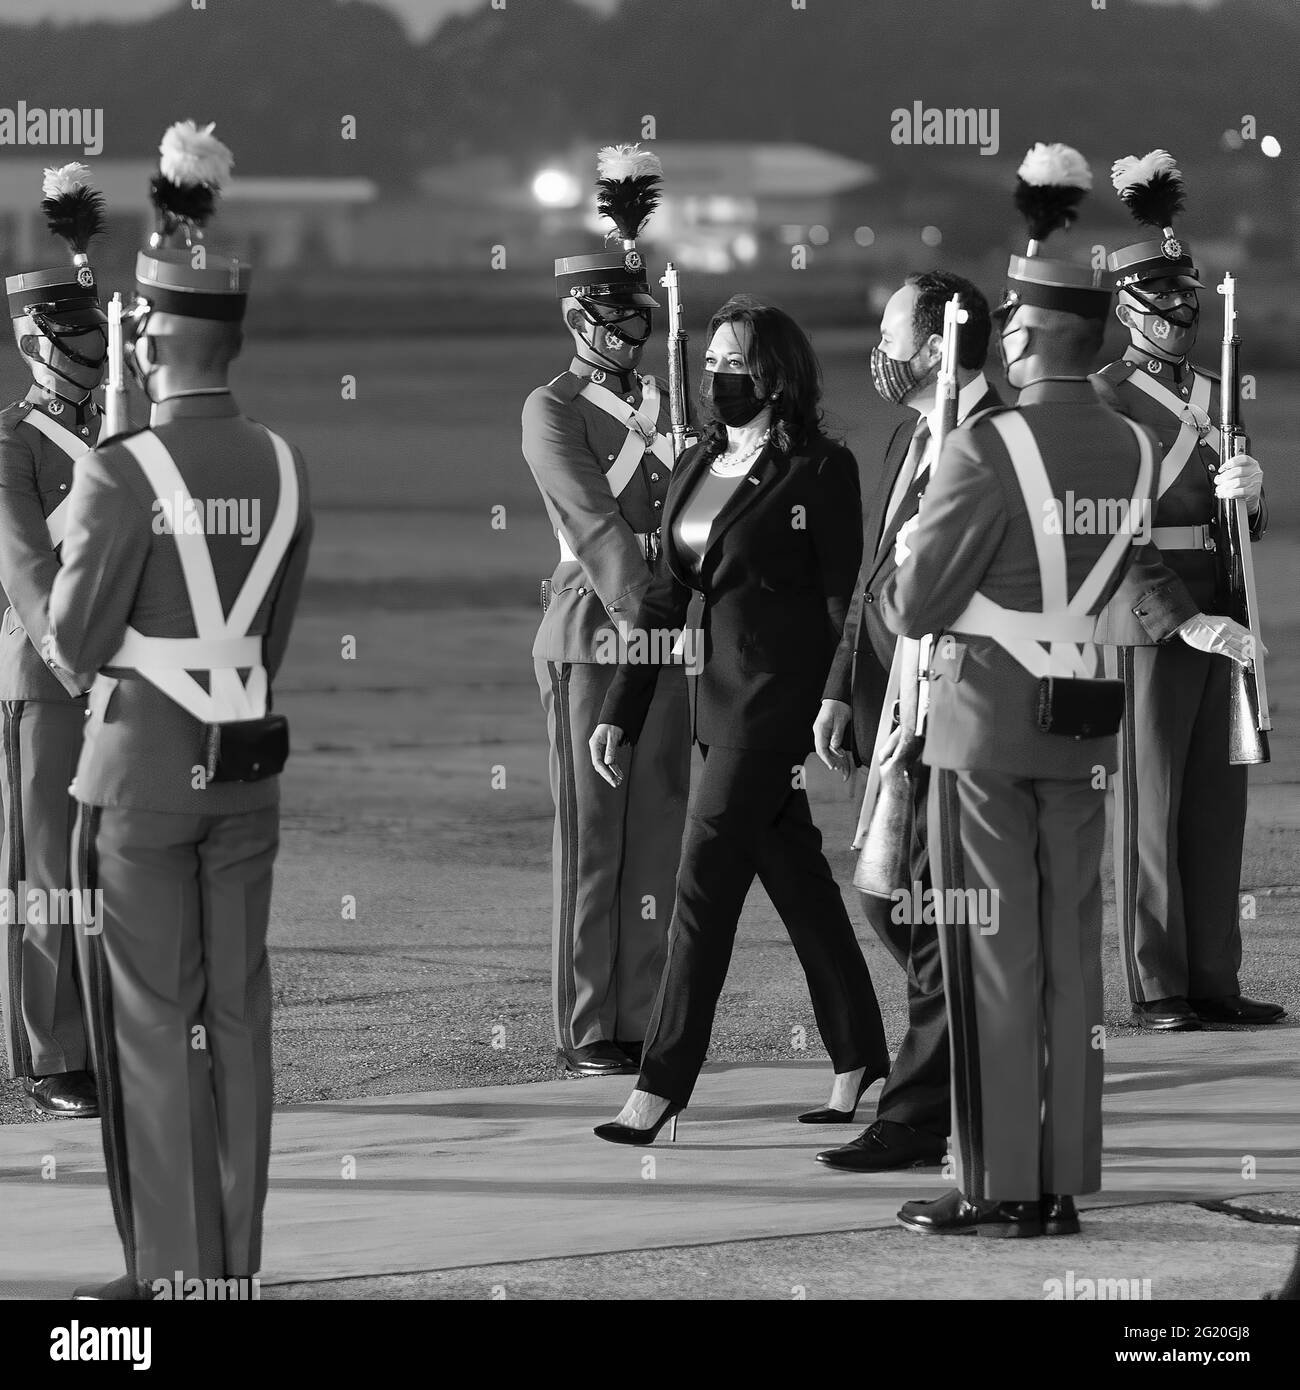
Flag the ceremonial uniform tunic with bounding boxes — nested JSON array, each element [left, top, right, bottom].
[[880, 381, 1186, 1201], [1092, 347, 1265, 1005], [523, 359, 691, 1053], [47, 394, 312, 1282], [0, 390, 97, 1080]]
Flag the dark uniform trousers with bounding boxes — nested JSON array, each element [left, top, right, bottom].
[[1109, 642, 1245, 1000], [536, 658, 690, 1051], [931, 768, 1106, 1201], [638, 744, 889, 1107], [858, 764, 947, 1133], [0, 698, 88, 1077], [74, 803, 277, 1280]]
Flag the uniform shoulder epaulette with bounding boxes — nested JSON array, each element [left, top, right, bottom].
[[1093, 359, 1139, 386], [97, 425, 151, 449]]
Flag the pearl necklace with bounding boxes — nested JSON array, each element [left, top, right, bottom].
[[710, 429, 770, 477]]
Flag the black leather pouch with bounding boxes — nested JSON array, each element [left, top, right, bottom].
[[1036, 677, 1125, 740], [206, 715, 290, 783]]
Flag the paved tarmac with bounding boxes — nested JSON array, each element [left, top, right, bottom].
[[1, 1028, 1296, 1300]]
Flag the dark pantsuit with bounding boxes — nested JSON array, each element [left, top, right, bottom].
[[0, 698, 88, 1078], [74, 803, 278, 1282], [638, 744, 889, 1106], [931, 767, 1105, 1202], [856, 763, 948, 1136], [536, 658, 690, 1051], [1109, 642, 1245, 1002]]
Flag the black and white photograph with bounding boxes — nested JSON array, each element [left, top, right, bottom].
[[0, 0, 1297, 1355]]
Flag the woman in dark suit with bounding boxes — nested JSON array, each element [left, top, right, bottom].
[[588, 296, 889, 1143]]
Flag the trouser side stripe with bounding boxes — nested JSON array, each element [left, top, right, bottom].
[[550, 663, 579, 1052], [3, 702, 31, 1076], [940, 769, 984, 1194], [75, 806, 137, 1275]]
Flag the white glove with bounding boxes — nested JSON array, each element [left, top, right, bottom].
[[1176, 613, 1266, 667], [588, 723, 627, 787], [1215, 452, 1263, 511], [894, 513, 921, 565]]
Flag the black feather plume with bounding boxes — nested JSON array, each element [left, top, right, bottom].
[[41, 184, 106, 256], [149, 173, 217, 242], [595, 174, 661, 243], [1014, 179, 1088, 244], [1119, 169, 1185, 230]]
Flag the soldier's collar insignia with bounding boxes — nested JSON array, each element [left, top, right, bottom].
[[47, 398, 64, 415], [591, 369, 606, 384]]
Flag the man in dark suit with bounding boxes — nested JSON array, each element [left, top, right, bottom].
[[813, 271, 1001, 1171], [48, 123, 312, 1299]]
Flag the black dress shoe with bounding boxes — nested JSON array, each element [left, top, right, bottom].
[[816, 1119, 946, 1171], [21, 1071, 99, 1119], [72, 1274, 155, 1301], [1130, 997, 1200, 1031], [1041, 1193, 1081, 1236], [897, 1188, 1042, 1238], [557, 1042, 637, 1077], [614, 1040, 643, 1067], [1189, 995, 1285, 1025]]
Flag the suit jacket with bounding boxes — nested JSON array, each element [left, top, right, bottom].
[[1091, 347, 1266, 646], [601, 432, 863, 754], [47, 394, 313, 815], [0, 392, 101, 701], [879, 380, 1193, 778], [523, 359, 674, 663], [824, 379, 1004, 764]]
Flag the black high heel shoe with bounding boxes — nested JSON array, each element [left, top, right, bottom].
[[797, 1069, 882, 1124], [594, 1100, 684, 1146]]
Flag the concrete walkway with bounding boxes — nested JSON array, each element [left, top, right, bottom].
[[1, 1027, 1296, 1299]]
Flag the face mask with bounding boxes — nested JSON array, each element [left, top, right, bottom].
[[700, 369, 766, 427], [870, 345, 929, 406], [997, 323, 1032, 375], [1122, 291, 1198, 357]]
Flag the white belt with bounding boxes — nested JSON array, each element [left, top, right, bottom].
[[949, 593, 1099, 646], [109, 631, 262, 670], [558, 530, 654, 564], [1151, 524, 1213, 551]]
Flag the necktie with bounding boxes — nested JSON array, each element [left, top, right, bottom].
[[882, 418, 930, 535]]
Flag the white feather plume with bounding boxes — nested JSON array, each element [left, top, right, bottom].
[[42, 162, 93, 200], [596, 143, 663, 183], [1017, 142, 1092, 190], [1110, 149, 1181, 194], [159, 120, 234, 189]]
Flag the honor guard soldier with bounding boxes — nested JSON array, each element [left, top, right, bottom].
[[0, 164, 109, 1119], [1093, 151, 1281, 1032], [524, 145, 691, 1076], [880, 144, 1206, 1237], [48, 122, 313, 1300]]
